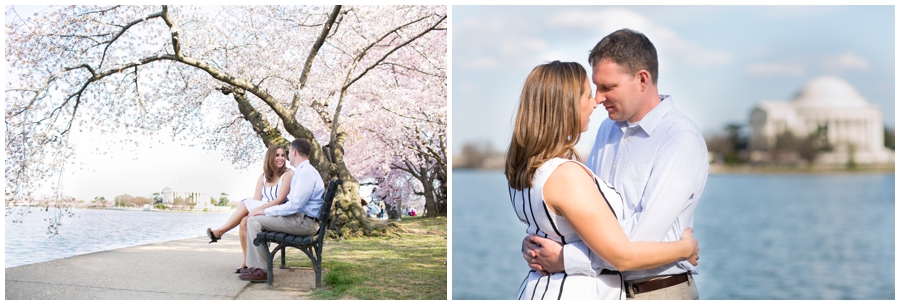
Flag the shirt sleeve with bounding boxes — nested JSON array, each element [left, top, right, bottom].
[[623, 127, 707, 241], [265, 167, 313, 217], [563, 241, 597, 276]]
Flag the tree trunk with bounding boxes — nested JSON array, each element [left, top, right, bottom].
[[436, 168, 447, 216], [226, 89, 387, 237], [421, 171, 438, 218], [388, 202, 402, 220]]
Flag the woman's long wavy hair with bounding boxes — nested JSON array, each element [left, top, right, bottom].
[[263, 145, 288, 183], [506, 61, 587, 190]]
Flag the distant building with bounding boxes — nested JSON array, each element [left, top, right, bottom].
[[748, 75, 893, 165], [162, 187, 173, 204], [160, 187, 229, 212]]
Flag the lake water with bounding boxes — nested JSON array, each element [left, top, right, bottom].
[[451, 170, 895, 300], [5, 208, 230, 268]]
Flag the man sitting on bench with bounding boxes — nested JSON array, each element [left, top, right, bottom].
[[240, 138, 325, 282]]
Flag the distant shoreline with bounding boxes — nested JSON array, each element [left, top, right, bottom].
[[452, 165, 895, 175], [5, 206, 236, 213], [709, 164, 894, 175], [88, 207, 236, 213]]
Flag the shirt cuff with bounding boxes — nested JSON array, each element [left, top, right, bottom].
[[264, 206, 283, 217], [563, 242, 596, 277]]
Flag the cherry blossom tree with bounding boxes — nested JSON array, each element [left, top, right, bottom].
[[374, 167, 421, 220], [5, 5, 447, 236], [366, 104, 447, 217]]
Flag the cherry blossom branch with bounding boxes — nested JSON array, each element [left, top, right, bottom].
[[342, 14, 446, 91], [328, 13, 446, 158], [296, 5, 342, 97]]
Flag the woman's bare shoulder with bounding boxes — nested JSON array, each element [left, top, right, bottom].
[[548, 161, 593, 183], [543, 161, 596, 215]]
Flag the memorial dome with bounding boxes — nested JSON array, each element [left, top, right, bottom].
[[791, 75, 868, 108]]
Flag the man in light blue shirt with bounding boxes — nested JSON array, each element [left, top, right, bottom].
[[524, 29, 709, 299], [241, 138, 325, 282]]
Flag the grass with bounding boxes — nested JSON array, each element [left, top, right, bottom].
[[282, 216, 447, 300]]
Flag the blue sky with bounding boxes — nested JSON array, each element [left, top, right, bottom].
[[451, 5, 895, 153]]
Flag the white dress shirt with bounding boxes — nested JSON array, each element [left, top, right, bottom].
[[264, 159, 325, 218], [563, 95, 709, 281]]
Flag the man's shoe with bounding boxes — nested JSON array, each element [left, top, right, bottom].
[[239, 268, 268, 283], [237, 267, 260, 277]]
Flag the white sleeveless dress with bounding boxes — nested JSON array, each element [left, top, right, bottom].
[[244, 171, 289, 211], [510, 157, 626, 300]]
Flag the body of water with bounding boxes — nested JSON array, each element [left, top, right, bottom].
[[5, 208, 231, 268], [451, 170, 894, 300]]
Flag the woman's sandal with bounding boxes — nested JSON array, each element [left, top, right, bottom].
[[234, 267, 249, 274], [207, 228, 221, 244]]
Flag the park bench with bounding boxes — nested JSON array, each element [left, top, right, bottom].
[[253, 179, 342, 289]]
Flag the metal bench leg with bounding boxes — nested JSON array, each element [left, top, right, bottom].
[[280, 247, 286, 269], [313, 257, 322, 288], [266, 246, 276, 289]]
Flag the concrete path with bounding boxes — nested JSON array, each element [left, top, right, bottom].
[[5, 232, 317, 300]]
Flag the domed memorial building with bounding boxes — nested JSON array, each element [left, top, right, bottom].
[[748, 76, 894, 165]]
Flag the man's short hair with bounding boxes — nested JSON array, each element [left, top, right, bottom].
[[291, 138, 312, 157], [588, 28, 659, 84]]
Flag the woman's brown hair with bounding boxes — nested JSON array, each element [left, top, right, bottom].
[[505, 61, 587, 190], [263, 145, 287, 183]]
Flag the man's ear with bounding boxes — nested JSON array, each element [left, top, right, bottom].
[[637, 70, 652, 92]]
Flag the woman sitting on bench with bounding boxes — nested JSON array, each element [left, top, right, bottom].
[[207, 144, 293, 274]]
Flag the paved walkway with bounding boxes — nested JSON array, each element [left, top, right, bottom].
[[5, 232, 317, 300]]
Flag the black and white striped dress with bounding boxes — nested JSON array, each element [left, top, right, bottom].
[[260, 172, 288, 203], [510, 158, 625, 300], [244, 171, 289, 211]]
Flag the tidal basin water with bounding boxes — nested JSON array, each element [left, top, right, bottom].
[[451, 170, 894, 300], [5, 208, 230, 268]]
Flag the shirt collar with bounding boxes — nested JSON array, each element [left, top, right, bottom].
[[614, 95, 673, 136], [295, 159, 310, 170]]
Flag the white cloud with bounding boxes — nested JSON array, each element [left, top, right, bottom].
[[548, 7, 651, 30], [454, 14, 550, 72], [821, 52, 870, 72], [457, 16, 504, 31], [455, 81, 477, 94], [762, 6, 842, 19], [535, 50, 572, 64], [745, 62, 805, 77], [547, 8, 732, 68], [499, 37, 549, 57], [746, 52, 870, 78], [463, 57, 500, 69]]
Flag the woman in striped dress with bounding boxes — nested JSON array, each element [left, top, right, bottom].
[[207, 145, 294, 273], [505, 61, 699, 300]]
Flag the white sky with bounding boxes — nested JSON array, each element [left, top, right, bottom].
[[5, 5, 269, 202], [60, 129, 262, 202]]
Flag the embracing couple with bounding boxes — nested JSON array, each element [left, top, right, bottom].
[[506, 29, 708, 300]]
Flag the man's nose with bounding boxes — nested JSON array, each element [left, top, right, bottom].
[[595, 92, 605, 104]]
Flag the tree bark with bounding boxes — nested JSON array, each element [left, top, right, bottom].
[[420, 169, 437, 217], [222, 87, 381, 237]]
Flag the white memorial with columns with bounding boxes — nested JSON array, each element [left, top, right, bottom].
[[749, 75, 893, 165]]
